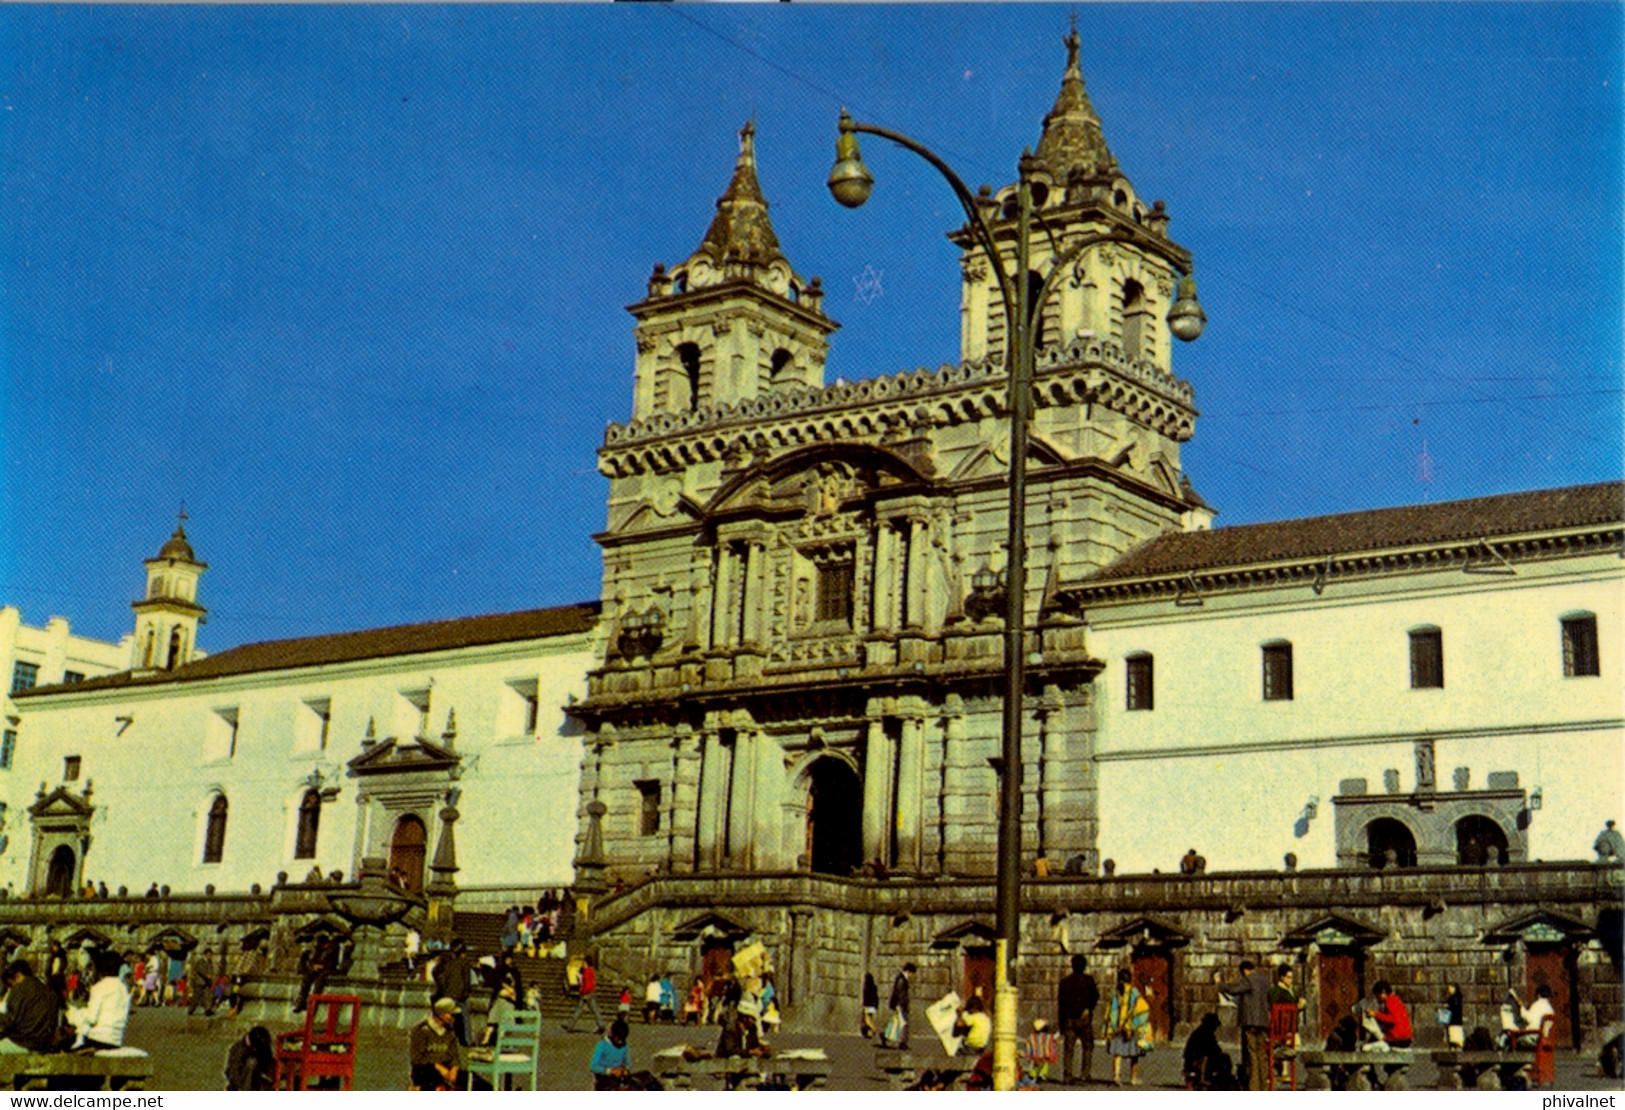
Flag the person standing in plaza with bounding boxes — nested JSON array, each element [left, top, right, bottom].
[[408, 997, 463, 1090], [1441, 983, 1465, 1049], [1104, 968, 1152, 1086], [431, 939, 474, 1046], [860, 972, 879, 1038], [886, 962, 915, 1049], [186, 946, 216, 1016], [1221, 959, 1273, 1091], [565, 954, 606, 1034], [1057, 953, 1100, 1084]]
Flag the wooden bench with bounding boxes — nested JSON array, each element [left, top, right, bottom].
[[872, 1048, 974, 1090], [651, 1052, 830, 1091], [0, 1051, 154, 1091], [1429, 1049, 1536, 1090], [1284, 1049, 1416, 1090]]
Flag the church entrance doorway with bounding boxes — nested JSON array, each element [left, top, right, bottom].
[[961, 946, 994, 1010], [1131, 947, 1175, 1042], [805, 757, 863, 876], [1315, 949, 1365, 1040], [45, 845, 76, 898], [1526, 945, 1579, 1049], [389, 814, 427, 892]]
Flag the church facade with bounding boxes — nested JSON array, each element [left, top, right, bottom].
[[0, 32, 1619, 1054]]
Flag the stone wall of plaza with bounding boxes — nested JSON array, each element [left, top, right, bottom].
[[577, 863, 1623, 1048]]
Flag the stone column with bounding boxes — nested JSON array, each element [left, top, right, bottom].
[[669, 729, 703, 873], [727, 730, 759, 868], [870, 522, 897, 631], [862, 719, 895, 865], [894, 717, 926, 872], [787, 907, 814, 1010], [905, 518, 930, 632], [750, 731, 783, 869], [742, 542, 767, 645], [712, 546, 736, 649], [696, 733, 728, 870]]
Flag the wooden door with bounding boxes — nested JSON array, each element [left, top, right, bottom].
[[1526, 946, 1576, 1049], [1316, 950, 1362, 1040], [962, 946, 995, 1009], [1131, 948, 1174, 1041], [701, 941, 734, 988]]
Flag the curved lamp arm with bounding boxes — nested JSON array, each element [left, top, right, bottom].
[[836, 115, 1019, 345]]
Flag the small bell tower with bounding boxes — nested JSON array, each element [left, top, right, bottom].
[[627, 122, 837, 421], [130, 511, 207, 673]]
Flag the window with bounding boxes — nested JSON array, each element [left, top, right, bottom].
[[64, 755, 81, 782], [0, 730, 15, 771], [1262, 641, 1294, 701], [770, 348, 794, 384], [62, 671, 84, 684], [637, 780, 662, 837], [294, 789, 322, 859], [1409, 627, 1443, 689], [676, 342, 702, 412], [815, 560, 855, 625], [203, 795, 228, 864], [1122, 279, 1148, 361], [1562, 614, 1600, 677], [506, 679, 540, 736], [1125, 653, 1154, 711], [299, 699, 333, 753], [10, 662, 38, 694], [402, 690, 432, 739]]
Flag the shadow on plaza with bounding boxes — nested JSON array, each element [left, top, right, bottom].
[[124, 1003, 1621, 1092]]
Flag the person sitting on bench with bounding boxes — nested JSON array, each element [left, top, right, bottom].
[[0, 960, 62, 1055]]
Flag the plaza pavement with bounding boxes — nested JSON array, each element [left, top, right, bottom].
[[124, 1003, 1621, 1092]]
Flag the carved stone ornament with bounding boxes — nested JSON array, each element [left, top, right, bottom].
[[649, 474, 683, 518], [961, 257, 989, 283]]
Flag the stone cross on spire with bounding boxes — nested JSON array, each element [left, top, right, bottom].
[[1033, 24, 1119, 184], [695, 120, 786, 274]]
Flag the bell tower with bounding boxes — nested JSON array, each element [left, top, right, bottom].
[[956, 27, 1203, 375], [130, 512, 206, 673], [627, 123, 837, 421]]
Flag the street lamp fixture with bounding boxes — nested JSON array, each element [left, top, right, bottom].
[[829, 99, 1204, 1091]]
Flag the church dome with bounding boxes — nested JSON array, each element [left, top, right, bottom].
[[157, 523, 196, 563]]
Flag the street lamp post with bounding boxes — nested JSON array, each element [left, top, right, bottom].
[[830, 109, 1202, 1091]]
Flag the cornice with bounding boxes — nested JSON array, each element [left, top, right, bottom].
[[1095, 717, 1623, 763], [598, 340, 1196, 478], [1064, 525, 1624, 608]]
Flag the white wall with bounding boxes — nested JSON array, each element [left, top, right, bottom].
[[1088, 558, 1624, 872], [3, 632, 597, 894]]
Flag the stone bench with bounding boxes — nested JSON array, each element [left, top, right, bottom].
[[0, 1049, 153, 1091], [872, 1048, 974, 1090], [1284, 1049, 1416, 1090], [1429, 1049, 1537, 1090], [651, 1052, 829, 1091]]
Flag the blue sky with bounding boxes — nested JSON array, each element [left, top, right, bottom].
[[2, 4, 1620, 650]]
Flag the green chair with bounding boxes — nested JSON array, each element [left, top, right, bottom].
[[466, 1010, 542, 1091]]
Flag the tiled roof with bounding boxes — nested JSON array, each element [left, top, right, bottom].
[[20, 601, 601, 697], [1077, 481, 1624, 586]]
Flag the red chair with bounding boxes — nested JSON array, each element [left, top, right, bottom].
[[1529, 1014, 1557, 1088], [1267, 1002, 1300, 1091], [276, 993, 362, 1090]]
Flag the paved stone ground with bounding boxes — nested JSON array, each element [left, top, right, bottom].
[[124, 1004, 1622, 1092]]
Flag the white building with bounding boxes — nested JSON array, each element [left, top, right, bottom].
[[1072, 481, 1624, 874], [7, 525, 603, 899]]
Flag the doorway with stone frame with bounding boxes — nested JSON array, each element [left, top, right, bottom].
[[803, 755, 863, 876]]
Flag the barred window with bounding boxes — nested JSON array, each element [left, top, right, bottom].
[[815, 561, 855, 625], [1125, 654, 1154, 711], [1409, 627, 1444, 689], [1562, 614, 1600, 677], [0, 730, 15, 771], [295, 789, 322, 859], [1262, 641, 1294, 701]]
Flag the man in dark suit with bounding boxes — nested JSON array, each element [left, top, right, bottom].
[[0, 959, 63, 1054], [1057, 954, 1100, 1084]]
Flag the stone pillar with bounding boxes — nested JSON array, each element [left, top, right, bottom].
[[727, 730, 759, 868], [788, 906, 814, 1010], [712, 548, 736, 649], [750, 731, 782, 869], [862, 719, 895, 866], [669, 729, 703, 873], [742, 542, 767, 645], [696, 733, 727, 870], [905, 518, 930, 632], [870, 522, 897, 631], [424, 801, 460, 946], [894, 717, 926, 872]]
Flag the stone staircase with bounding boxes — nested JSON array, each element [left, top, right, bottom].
[[452, 910, 574, 1022]]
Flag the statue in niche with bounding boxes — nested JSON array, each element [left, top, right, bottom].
[[1415, 739, 1436, 793]]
